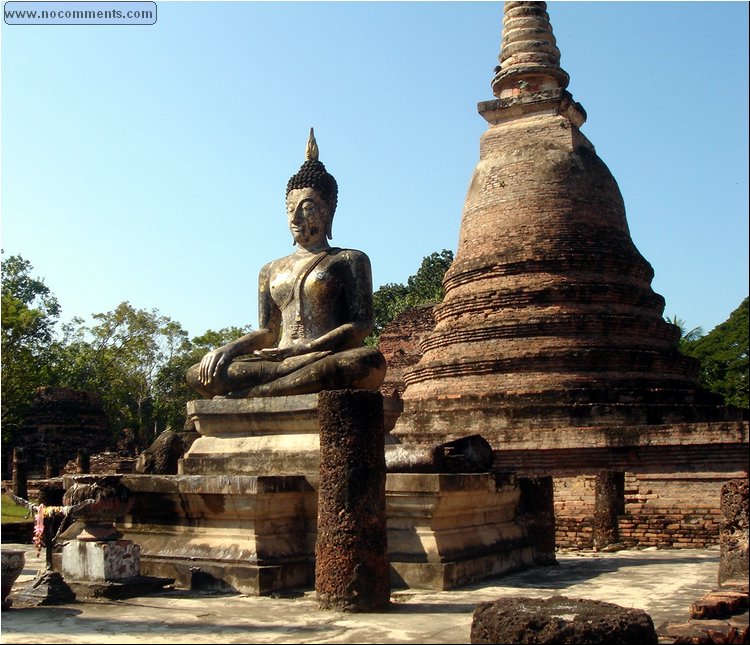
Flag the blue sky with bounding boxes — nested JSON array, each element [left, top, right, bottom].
[[2, 1, 748, 340]]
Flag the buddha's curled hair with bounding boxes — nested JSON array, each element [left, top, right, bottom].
[[286, 128, 338, 222]]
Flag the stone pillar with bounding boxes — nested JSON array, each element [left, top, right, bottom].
[[45, 457, 59, 479], [76, 451, 90, 474], [719, 478, 749, 585], [12, 447, 28, 500], [315, 389, 390, 611], [516, 476, 556, 565], [593, 470, 619, 549]]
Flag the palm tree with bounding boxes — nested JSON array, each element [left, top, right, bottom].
[[666, 315, 704, 346]]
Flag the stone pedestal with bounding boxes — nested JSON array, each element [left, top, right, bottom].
[[1, 549, 25, 609], [57, 474, 172, 599], [90, 394, 537, 595], [62, 540, 140, 581], [181, 394, 403, 478], [113, 394, 398, 595], [386, 473, 534, 589], [116, 474, 317, 595]]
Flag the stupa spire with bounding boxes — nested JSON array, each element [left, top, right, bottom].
[[492, 1, 569, 98]]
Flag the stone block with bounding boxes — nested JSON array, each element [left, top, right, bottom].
[[114, 474, 317, 595], [386, 472, 534, 589], [181, 394, 402, 476], [62, 540, 140, 581], [470, 595, 658, 644]]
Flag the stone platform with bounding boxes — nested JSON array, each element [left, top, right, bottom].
[[116, 473, 317, 594], [65, 394, 540, 595], [109, 471, 533, 595], [180, 395, 403, 478], [387, 472, 534, 590]]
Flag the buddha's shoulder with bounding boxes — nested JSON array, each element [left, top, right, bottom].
[[327, 247, 370, 262]]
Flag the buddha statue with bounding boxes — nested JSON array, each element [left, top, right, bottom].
[[186, 129, 387, 399]]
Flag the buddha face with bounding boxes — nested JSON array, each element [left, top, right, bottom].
[[286, 187, 331, 248]]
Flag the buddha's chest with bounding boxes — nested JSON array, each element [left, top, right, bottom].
[[269, 255, 342, 313]]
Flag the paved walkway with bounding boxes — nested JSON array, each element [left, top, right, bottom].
[[1, 544, 725, 644]]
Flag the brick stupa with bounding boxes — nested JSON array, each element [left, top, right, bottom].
[[393, 1, 745, 445]]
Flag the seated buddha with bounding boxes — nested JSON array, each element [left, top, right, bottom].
[[186, 130, 386, 399]]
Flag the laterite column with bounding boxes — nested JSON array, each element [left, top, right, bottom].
[[12, 447, 28, 500], [593, 470, 620, 549], [316, 389, 390, 611]]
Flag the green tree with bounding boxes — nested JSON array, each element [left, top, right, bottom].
[[368, 249, 453, 343], [681, 298, 749, 409], [1, 253, 61, 446], [405, 249, 454, 303], [152, 325, 251, 435], [665, 314, 704, 347], [53, 302, 195, 446]]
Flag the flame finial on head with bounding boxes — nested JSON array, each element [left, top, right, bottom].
[[306, 127, 319, 162], [286, 128, 339, 230]]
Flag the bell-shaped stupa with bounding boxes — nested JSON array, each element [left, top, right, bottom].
[[393, 1, 738, 445]]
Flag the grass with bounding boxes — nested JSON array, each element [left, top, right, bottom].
[[1, 492, 34, 523]]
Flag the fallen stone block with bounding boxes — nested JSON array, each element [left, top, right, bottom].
[[691, 590, 749, 620], [470, 595, 658, 644], [661, 620, 749, 645]]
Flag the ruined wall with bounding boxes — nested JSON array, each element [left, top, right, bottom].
[[15, 387, 112, 475], [619, 473, 726, 549], [377, 304, 436, 397], [554, 475, 596, 549], [552, 470, 741, 550], [492, 436, 747, 550], [62, 451, 137, 475]]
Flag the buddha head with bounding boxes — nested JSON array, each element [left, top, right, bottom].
[[286, 129, 338, 243]]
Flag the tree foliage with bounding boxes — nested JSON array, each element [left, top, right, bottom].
[[368, 249, 453, 344], [681, 297, 749, 409], [1, 253, 61, 445], [152, 325, 250, 435], [53, 305, 251, 447], [1, 253, 251, 450], [52, 303, 192, 445], [665, 314, 704, 347]]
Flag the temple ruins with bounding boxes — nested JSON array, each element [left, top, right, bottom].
[[41, 0, 749, 599]]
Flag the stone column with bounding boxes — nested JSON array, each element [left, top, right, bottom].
[[11, 447, 28, 500], [76, 451, 90, 474], [517, 475, 556, 565], [593, 470, 619, 549], [315, 389, 390, 611], [45, 457, 58, 479], [719, 478, 749, 585]]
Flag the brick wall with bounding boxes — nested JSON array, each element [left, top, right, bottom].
[[492, 438, 747, 550], [551, 471, 739, 550], [554, 475, 595, 549]]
